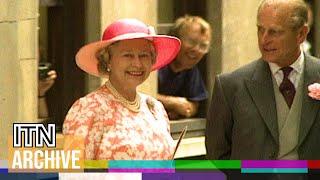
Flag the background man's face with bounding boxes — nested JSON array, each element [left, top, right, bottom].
[[175, 23, 211, 70], [257, 4, 302, 67]]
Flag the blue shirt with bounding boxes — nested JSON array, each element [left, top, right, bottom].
[[158, 65, 208, 102]]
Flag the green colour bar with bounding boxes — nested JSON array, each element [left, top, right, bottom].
[[175, 160, 241, 169], [84, 160, 108, 169], [241, 168, 308, 173]]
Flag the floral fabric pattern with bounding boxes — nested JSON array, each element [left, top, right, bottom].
[[63, 84, 175, 160]]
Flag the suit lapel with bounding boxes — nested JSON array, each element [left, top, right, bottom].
[[245, 60, 279, 144], [298, 56, 320, 146]]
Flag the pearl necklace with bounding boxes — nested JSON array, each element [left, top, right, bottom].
[[105, 80, 141, 113]]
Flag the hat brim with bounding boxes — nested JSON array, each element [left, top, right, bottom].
[[76, 34, 180, 77]]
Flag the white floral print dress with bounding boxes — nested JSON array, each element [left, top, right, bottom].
[[63, 84, 175, 160]]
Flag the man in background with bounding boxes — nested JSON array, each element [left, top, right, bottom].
[[157, 15, 212, 120]]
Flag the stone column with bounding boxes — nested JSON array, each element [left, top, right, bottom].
[[0, 0, 38, 159], [221, 1, 261, 73], [85, 0, 102, 92], [207, 0, 261, 95]]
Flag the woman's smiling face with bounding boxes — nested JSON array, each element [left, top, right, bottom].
[[108, 39, 155, 90]]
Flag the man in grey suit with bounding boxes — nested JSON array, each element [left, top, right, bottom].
[[206, 0, 320, 160]]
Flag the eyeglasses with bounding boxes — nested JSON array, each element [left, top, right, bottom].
[[181, 37, 210, 53]]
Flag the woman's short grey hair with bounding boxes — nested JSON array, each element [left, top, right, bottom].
[[97, 43, 116, 75], [97, 40, 156, 75]]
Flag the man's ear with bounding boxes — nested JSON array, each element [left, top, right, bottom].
[[297, 25, 309, 44]]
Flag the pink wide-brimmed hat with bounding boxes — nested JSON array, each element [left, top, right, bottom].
[[76, 18, 181, 77]]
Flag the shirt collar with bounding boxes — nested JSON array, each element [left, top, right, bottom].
[[268, 51, 304, 75]]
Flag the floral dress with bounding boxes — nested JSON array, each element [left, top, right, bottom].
[[63, 84, 175, 160]]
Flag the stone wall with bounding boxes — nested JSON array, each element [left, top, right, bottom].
[[221, 1, 261, 72], [207, 0, 261, 94], [0, 0, 38, 159]]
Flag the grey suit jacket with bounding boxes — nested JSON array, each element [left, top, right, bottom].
[[205, 55, 320, 160]]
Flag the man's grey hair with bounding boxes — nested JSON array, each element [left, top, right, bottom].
[[257, 0, 308, 30]]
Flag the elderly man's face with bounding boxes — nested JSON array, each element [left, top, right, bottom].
[[257, 4, 306, 67]]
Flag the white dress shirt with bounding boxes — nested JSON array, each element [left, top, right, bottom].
[[268, 51, 304, 89]]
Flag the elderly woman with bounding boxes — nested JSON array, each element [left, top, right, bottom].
[[63, 19, 180, 160]]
